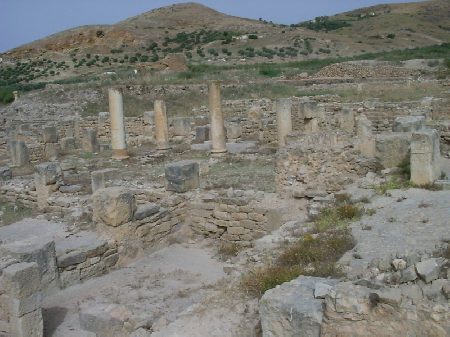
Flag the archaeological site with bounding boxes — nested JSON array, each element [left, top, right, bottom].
[[0, 1, 450, 336]]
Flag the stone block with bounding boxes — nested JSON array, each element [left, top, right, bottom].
[[79, 304, 127, 337], [339, 106, 355, 133], [194, 125, 210, 144], [410, 129, 441, 186], [42, 125, 58, 143], [1, 239, 57, 291], [134, 203, 160, 220], [375, 133, 411, 169], [165, 160, 200, 193], [415, 258, 440, 283], [9, 292, 42, 317], [91, 168, 118, 193], [0, 166, 12, 180], [44, 142, 60, 160], [10, 309, 43, 337], [2, 262, 41, 299], [226, 122, 242, 140], [9, 140, 29, 167], [172, 117, 191, 136], [57, 250, 87, 268], [34, 162, 62, 186], [260, 276, 338, 337], [392, 116, 426, 132], [60, 137, 76, 151], [143, 111, 155, 125], [82, 129, 100, 153], [92, 187, 136, 227]]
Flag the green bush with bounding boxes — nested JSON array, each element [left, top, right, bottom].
[[259, 66, 281, 77], [445, 58, 450, 69], [387, 33, 396, 39], [0, 88, 14, 104]]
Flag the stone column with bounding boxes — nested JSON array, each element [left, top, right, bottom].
[[208, 81, 227, 155], [108, 88, 128, 159], [9, 140, 29, 167], [154, 100, 170, 150], [276, 98, 292, 147], [410, 129, 441, 186]]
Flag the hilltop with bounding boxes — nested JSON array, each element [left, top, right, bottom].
[[0, 0, 449, 90]]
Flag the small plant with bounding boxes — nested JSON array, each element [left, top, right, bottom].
[[259, 66, 281, 77], [217, 241, 241, 261], [365, 208, 376, 216], [374, 178, 411, 195], [241, 231, 354, 297], [315, 204, 361, 232], [387, 33, 396, 39]]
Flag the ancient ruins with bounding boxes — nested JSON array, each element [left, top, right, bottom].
[[0, 1, 450, 336]]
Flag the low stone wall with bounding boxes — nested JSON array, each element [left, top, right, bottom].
[[57, 240, 119, 289], [0, 178, 37, 207], [276, 132, 376, 197], [187, 190, 283, 246]]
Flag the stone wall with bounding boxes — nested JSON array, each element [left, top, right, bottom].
[[276, 132, 376, 197], [187, 190, 284, 246]]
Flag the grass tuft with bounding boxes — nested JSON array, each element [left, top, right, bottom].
[[241, 230, 354, 297]]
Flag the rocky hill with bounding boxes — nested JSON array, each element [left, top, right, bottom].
[[0, 1, 449, 88]]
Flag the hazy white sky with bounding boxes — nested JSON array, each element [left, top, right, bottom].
[[0, 0, 422, 52]]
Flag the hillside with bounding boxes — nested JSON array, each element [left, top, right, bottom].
[[0, 1, 449, 90]]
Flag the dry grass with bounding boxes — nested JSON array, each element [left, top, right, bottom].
[[217, 241, 242, 261], [242, 230, 354, 297], [315, 204, 362, 232]]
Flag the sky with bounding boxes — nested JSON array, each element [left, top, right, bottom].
[[0, 0, 422, 52]]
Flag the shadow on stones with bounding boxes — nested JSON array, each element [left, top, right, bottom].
[[43, 307, 68, 337]]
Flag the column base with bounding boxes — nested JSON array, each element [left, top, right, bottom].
[[112, 149, 129, 160], [211, 148, 227, 157]]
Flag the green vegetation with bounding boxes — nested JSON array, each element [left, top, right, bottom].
[[300, 16, 352, 32], [0, 200, 34, 226], [315, 204, 362, 233], [242, 229, 354, 297], [0, 87, 14, 104]]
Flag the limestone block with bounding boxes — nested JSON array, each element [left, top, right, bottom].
[[165, 160, 200, 193], [2, 262, 41, 299], [44, 143, 60, 160], [302, 101, 319, 119], [57, 250, 87, 268], [8, 292, 42, 317], [79, 304, 128, 337], [34, 162, 62, 186], [339, 106, 355, 133], [82, 129, 100, 153], [10, 309, 43, 337], [0, 166, 12, 180], [143, 111, 155, 125], [356, 114, 373, 137], [260, 276, 338, 337], [42, 126, 58, 143], [9, 140, 29, 167], [91, 168, 118, 193], [415, 258, 440, 283], [375, 133, 411, 169], [172, 117, 191, 136], [134, 203, 160, 220], [410, 129, 440, 186], [60, 137, 76, 151], [193, 125, 210, 144], [226, 122, 242, 140], [1, 239, 57, 291], [392, 116, 426, 132], [92, 187, 136, 227]]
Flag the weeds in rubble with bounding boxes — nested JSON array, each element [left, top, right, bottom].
[[217, 241, 242, 261], [241, 230, 354, 297], [0, 200, 34, 226], [314, 204, 362, 232], [374, 178, 411, 195]]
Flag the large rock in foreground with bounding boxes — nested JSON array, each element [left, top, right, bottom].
[[259, 276, 338, 337], [92, 187, 136, 227]]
